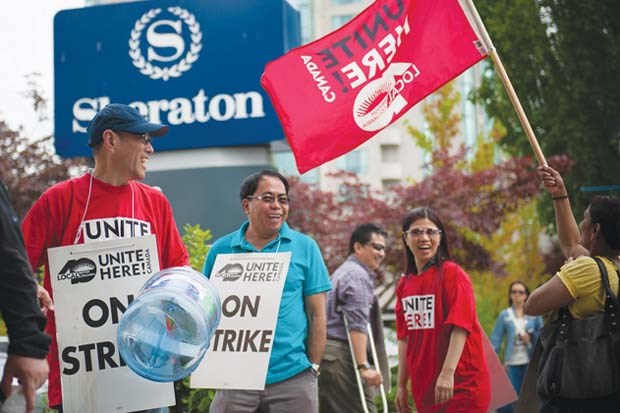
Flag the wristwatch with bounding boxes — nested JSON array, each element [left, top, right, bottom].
[[357, 362, 370, 371], [311, 363, 320, 374]]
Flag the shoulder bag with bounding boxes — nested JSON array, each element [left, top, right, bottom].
[[536, 257, 620, 399]]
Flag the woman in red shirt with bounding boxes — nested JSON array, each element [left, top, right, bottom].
[[394, 207, 491, 413]]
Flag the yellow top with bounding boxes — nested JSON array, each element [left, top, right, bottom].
[[557, 256, 619, 319]]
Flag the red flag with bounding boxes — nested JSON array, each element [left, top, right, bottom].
[[261, 0, 489, 173]]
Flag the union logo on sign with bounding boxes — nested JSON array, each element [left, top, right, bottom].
[[128, 7, 203, 81]]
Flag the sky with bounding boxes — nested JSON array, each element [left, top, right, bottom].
[[0, 0, 84, 139]]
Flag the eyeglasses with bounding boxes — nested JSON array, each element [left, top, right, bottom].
[[510, 290, 527, 295], [247, 194, 290, 205], [138, 133, 153, 145], [368, 242, 386, 252], [404, 228, 442, 237], [116, 131, 153, 146]]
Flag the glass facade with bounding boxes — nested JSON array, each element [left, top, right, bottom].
[[336, 148, 368, 175], [272, 151, 319, 183], [331, 14, 354, 29]]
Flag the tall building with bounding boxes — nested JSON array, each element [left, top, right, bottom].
[[276, 0, 490, 192]]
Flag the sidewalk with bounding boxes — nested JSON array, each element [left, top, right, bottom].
[[0, 336, 48, 412]]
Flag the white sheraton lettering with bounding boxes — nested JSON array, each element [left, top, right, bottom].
[[72, 89, 266, 133], [301, 55, 335, 103]]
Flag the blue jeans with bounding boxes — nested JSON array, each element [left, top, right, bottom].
[[497, 364, 527, 413]]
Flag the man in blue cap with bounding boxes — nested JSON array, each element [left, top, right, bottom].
[[21, 104, 189, 412]]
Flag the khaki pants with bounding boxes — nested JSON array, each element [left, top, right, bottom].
[[318, 340, 377, 413]]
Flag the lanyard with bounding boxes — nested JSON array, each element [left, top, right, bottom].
[[73, 171, 135, 244]]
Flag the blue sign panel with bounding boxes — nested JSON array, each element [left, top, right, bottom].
[[54, 0, 300, 158]]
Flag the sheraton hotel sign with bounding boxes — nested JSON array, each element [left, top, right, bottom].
[[54, 0, 299, 158]]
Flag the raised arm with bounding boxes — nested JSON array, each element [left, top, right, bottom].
[[537, 166, 587, 258]]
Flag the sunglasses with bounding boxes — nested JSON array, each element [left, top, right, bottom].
[[138, 133, 153, 145], [368, 242, 386, 252], [115, 131, 153, 145]]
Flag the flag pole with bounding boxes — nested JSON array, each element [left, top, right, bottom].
[[461, 0, 547, 166]]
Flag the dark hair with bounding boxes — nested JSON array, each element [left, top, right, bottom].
[[508, 281, 530, 306], [239, 170, 289, 200], [401, 207, 450, 274], [348, 223, 388, 255], [588, 195, 620, 250]]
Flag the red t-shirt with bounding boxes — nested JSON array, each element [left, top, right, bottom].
[[21, 173, 189, 407], [395, 261, 491, 413]]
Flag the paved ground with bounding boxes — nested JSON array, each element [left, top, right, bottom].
[[0, 336, 48, 412]]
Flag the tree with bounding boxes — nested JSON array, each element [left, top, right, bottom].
[[474, 1, 620, 212], [0, 75, 85, 218], [287, 171, 398, 274]]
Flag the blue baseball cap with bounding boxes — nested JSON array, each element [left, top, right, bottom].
[[87, 103, 169, 147]]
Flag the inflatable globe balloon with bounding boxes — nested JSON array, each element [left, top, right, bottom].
[[117, 266, 221, 382]]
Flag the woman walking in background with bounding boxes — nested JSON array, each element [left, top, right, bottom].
[[394, 207, 490, 413], [491, 281, 543, 412]]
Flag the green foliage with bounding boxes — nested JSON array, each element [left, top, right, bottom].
[[469, 201, 554, 337], [407, 81, 464, 168], [181, 224, 212, 271], [474, 0, 620, 214], [172, 224, 214, 412], [376, 365, 415, 412]]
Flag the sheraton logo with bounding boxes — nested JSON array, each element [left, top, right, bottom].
[[129, 7, 203, 81]]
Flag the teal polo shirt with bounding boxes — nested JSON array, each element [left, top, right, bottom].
[[203, 221, 331, 384]]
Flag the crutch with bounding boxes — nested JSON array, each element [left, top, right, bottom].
[[342, 314, 389, 413]]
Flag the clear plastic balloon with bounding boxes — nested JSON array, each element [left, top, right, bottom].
[[117, 266, 221, 382]]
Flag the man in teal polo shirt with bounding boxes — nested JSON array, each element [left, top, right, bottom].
[[203, 170, 331, 413]]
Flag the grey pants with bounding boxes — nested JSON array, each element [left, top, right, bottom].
[[318, 340, 377, 413], [210, 368, 318, 413], [52, 406, 168, 413]]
